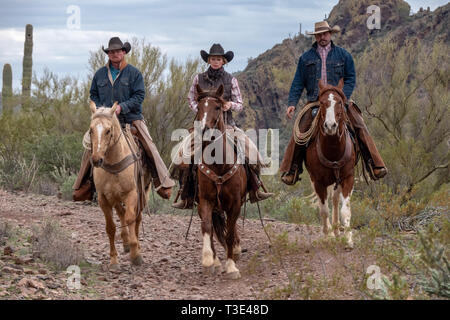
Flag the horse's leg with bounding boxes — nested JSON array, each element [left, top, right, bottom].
[[340, 176, 355, 249], [114, 203, 130, 253], [314, 182, 332, 237], [232, 225, 242, 261], [198, 200, 215, 273], [332, 186, 341, 237], [123, 191, 143, 266], [224, 204, 241, 280], [98, 195, 118, 268], [135, 209, 142, 251]]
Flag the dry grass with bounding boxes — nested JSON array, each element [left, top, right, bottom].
[[31, 220, 84, 270]]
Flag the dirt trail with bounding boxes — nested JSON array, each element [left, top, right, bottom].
[[0, 189, 365, 300]]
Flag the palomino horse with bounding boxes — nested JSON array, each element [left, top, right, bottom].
[[305, 79, 357, 249], [195, 84, 247, 279], [89, 101, 150, 267]]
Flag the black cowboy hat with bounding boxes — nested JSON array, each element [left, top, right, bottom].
[[102, 37, 131, 54], [200, 44, 234, 63]]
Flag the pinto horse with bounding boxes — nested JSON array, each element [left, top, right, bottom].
[[305, 79, 357, 249], [194, 84, 247, 279], [89, 101, 150, 268]]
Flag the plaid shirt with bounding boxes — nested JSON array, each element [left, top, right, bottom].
[[317, 43, 331, 84], [187, 74, 243, 113]]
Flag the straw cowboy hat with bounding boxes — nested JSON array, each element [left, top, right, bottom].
[[200, 43, 234, 63], [102, 37, 131, 54], [307, 21, 341, 35]]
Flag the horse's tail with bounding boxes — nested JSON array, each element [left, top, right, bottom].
[[212, 210, 227, 248]]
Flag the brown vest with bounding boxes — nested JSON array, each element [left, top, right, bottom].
[[198, 70, 235, 126]]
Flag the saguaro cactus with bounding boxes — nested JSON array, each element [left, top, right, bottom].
[[2, 63, 13, 113], [22, 24, 33, 102]]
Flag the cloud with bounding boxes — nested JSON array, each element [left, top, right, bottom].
[[1, 0, 448, 90]]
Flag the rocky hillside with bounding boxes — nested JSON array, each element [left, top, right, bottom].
[[234, 0, 450, 141]]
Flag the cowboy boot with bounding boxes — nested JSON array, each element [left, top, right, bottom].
[[247, 165, 274, 203], [280, 107, 313, 185], [172, 167, 194, 209], [281, 142, 304, 186], [346, 102, 388, 180]]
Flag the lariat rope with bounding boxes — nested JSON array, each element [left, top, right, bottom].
[[293, 101, 320, 146]]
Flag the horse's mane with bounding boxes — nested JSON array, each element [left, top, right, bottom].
[[91, 107, 121, 129], [319, 84, 347, 104]]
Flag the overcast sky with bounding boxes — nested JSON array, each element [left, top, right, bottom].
[[0, 0, 447, 90]]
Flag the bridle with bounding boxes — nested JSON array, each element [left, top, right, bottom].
[[195, 94, 239, 211], [90, 114, 137, 174], [317, 89, 347, 141], [316, 88, 353, 190]]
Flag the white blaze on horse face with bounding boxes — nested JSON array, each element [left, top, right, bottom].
[[202, 233, 214, 267], [325, 93, 337, 134], [201, 111, 207, 130], [96, 124, 103, 152]]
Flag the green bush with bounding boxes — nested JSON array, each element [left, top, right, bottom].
[[60, 175, 77, 201]]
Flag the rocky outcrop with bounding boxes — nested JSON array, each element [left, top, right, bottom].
[[234, 0, 449, 139]]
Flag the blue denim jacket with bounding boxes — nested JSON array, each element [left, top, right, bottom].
[[90, 63, 145, 124], [288, 41, 355, 107]]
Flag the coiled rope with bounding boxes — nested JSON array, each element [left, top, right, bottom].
[[293, 101, 320, 146]]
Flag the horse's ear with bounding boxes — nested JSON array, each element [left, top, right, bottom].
[[89, 100, 97, 114], [215, 84, 224, 98], [110, 101, 118, 115], [318, 80, 325, 91], [196, 84, 204, 95], [337, 78, 344, 90]]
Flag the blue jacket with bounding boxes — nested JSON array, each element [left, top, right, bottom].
[[288, 41, 355, 107], [90, 62, 145, 124]]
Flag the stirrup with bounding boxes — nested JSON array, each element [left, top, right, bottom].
[[281, 167, 300, 186], [172, 198, 193, 209]]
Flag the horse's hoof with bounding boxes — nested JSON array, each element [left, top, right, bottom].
[[203, 265, 215, 276], [109, 263, 120, 272], [131, 255, 143, 266], [345, 243, 354, 251], [214, 262, 223, 275], [225, 271, 241, 280], [123, 244, 130, 253]]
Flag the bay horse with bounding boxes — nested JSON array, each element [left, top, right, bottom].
[[89, 101, 150, 268], [194, 84, 247, 279], [305, 79, 357, 249]]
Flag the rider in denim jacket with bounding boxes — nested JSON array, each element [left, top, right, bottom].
[[280, 21, 387, 185]]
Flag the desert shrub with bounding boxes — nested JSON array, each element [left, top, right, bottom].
[[0, 155, 38, 192], [32, 220, 84, 269], [417, 223, 450, 298], [60, 175, 77, 201], [0, 222, 15, 246]]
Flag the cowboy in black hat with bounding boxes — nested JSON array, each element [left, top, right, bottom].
[[73, 37, 175, 201], [171, 43, 273, 209]]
